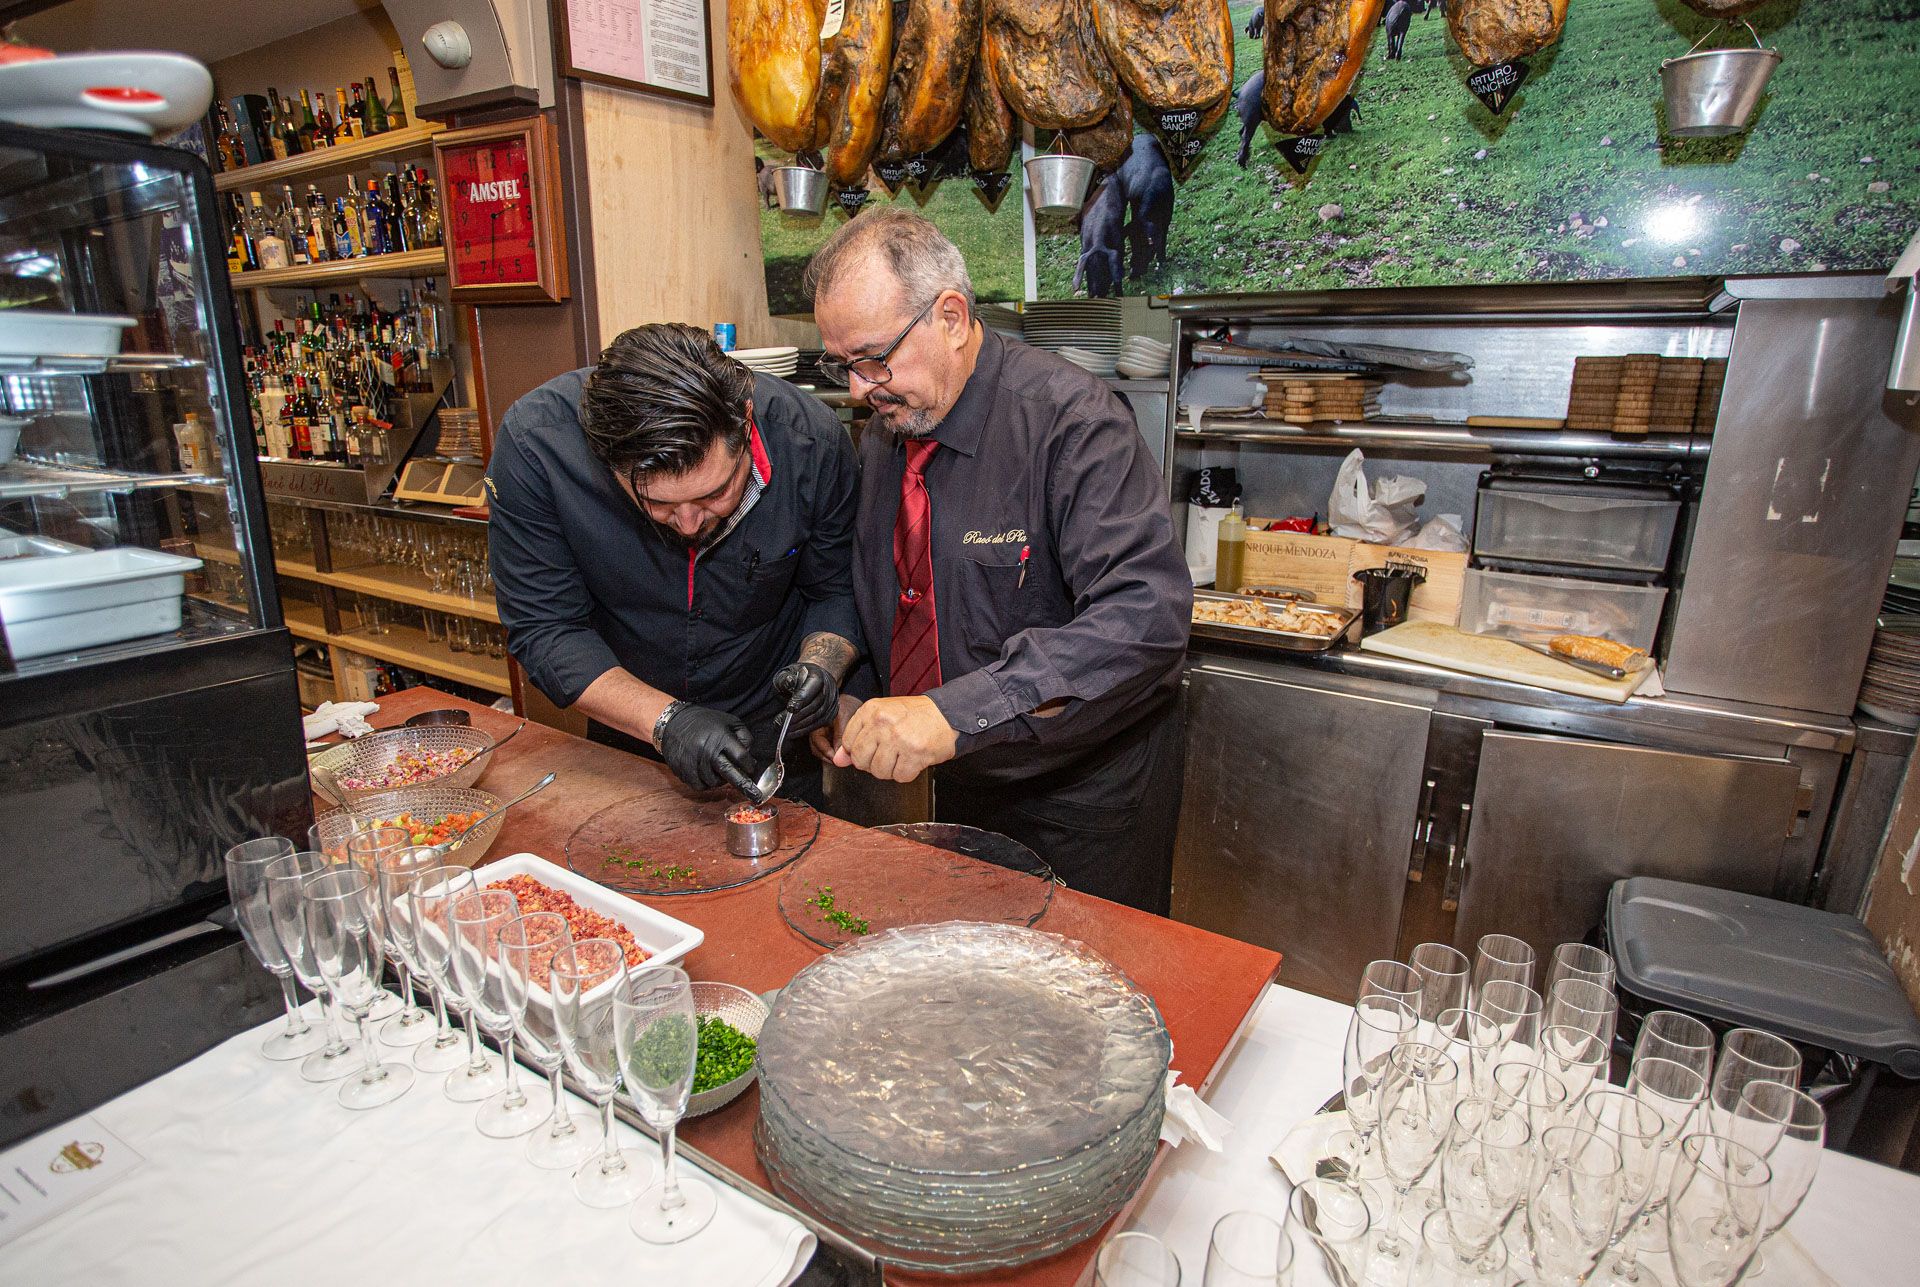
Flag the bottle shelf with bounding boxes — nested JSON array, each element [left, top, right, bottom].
[[331, 619, 510, 695], [213, 122, 443, 193], [232, 246, 446, 290]]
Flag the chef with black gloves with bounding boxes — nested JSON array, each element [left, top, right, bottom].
[[487, 323, 860, 804]]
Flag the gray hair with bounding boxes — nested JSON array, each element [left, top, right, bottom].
[[801, 207, 976, 315]]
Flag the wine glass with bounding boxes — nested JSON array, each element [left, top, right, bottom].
[[1709, 1029, 1801, 1136], [1409, 942, 1471, 1026], [411, 867, 504, 1102], [1665, 1134, 1772, 1287], [1434, 1007, 1503, 1101], [301, 865, 415, 1109], [1633, 1010, 1714, 1083], [1615, 1055, 1709, 1265], [551, 938, 655, 1208], [1730, 1080, 1826, 1275], [1491, 1059, 1569, 1139], [1546, 978, 1617, 1047], [1477, 979, 1544, 1066], [264, 851, 364, 1082], [1284, 1177, 1371, 1286], [1526, 1125, 1622, 1287], [498, 911, 597, 1170], [1342, 994, 1417, 1172], [1546, 943, 1616, 995], [1578, 1087, 1669, 1287], [377, 850, 470, 1072], [616, 965, 716, 1243], [1438, 1096, 1531, 1272], [1204, 1210, 1292, 1287], [343, 825, 412, 1023], [224, 837, 323, 1061], [1471, 934, 1536, 1009], [450, 888, 546, 1138], [1417, 1207, 1507, 1287], [1371, 1042, 1460, 1263], [1359, 959, 1424, 1012], [1095, 1231, 1183, 1287], [1537, 1025, 1611, 1117]]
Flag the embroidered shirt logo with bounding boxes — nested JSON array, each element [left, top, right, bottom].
[[962, 528, 1027, 546]]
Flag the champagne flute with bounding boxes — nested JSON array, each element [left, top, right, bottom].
[[1342, 994, 1417, 1173], [1409, 943, 1471, 1026], [377, 849, 469, 1071], [1359, 959, 1424, 1012], [498, 911, 597, 1170], [1546, 943, 1615, 995], [1477, 979, 1544, 1064], [1526, 1125, 1622, 1287], [1632, 1010, 1714, 1083], [552, 938, 656, 1208], [1709, 1029, 1801, 1136], [617, 965, 716, 1243], [1371, 1042, 1459, 1263], [1491, 1059, 1569, 1139], [1615, 1055, 1709, 1266], [1537, 1025, 1611, 1118], [412, 867, 504, 1102], [301, 865, 415, 1109], [1417, 1207, 1507, 1287], [1579, 1087, 1669, 1287], [1546, 978, 1617, 1047], [1438, 1096, 1531, 1271], [450, 888, 546, 1138], [1204, 1211, 1292, 1287], [1665, 1134, 1772, 1287], [1096, 1231, 1183, 1287], [224, 837, 323, 1060], [1284, 1177, 1371, 1287], [264, 851, 364, 1082], [343, 825, 411, 1023], [1730, 1081, 1825, 1276], [1471, 934, 1535, 1009], [1435, 1007, 1503, 1101]]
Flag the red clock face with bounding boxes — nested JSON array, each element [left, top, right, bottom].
[[444, 137, 538, 287]]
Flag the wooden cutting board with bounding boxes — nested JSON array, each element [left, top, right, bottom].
[[1359, 620, 1647, 703]]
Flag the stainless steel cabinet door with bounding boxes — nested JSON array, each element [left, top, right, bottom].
[[1173, 666, 1433, 1001], [1453, 732, 1800, 958]]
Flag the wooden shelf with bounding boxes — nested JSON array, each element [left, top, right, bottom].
[[331, 621, 511, 694], [192, 543, 320, 582], [281, 599, 330, 643], [214, 122, 443, 192], [232, 247, 446, 290], [325, 563, 500, 622]]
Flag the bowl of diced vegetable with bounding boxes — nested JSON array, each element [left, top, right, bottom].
[[310, 725, 498, 807], [315, 785, 507, 868], [686, 981, 768, 1117]]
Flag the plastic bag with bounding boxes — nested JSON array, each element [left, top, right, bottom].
[[1403, 514, 1468, 552], [1328, 449, 1425, 544]]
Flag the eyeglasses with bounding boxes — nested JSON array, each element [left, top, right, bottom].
[[817, 297, 936, 388]]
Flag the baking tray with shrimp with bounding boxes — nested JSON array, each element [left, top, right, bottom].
[[1189, 590, 1359, 651]]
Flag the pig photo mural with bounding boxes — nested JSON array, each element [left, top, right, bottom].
[[754, 0, 1919, 310]]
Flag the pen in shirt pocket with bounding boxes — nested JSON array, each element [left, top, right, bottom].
[[1017, 544, 1031, 589]]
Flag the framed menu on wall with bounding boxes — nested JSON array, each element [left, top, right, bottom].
[[557, 0, 714, 107]]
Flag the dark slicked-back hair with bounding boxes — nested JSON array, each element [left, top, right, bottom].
[[581, 323, 754, 480]]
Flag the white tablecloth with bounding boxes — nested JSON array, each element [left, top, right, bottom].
[[1130, 985, 1920, 1286], [0, 1007, 814, 1286]]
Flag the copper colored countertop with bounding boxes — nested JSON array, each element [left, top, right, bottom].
[[348, 689, 1283, 1285]]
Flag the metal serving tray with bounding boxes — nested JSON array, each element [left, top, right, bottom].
[[1189, 589, 1359, 652]]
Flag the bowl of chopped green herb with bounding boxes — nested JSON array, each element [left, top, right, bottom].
[[686, 981, 769, 1117]]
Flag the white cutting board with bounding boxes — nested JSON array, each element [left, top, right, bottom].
[[1359, 621, 1651, 703]]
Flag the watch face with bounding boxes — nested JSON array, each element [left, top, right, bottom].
[[444, 136, 538, 286]]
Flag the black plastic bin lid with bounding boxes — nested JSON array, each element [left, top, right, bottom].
[[1607, 877, 1920, 1079]]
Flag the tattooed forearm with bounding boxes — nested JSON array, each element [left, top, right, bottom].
[[797, 632, 858, 682]]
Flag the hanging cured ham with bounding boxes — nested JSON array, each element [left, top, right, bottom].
[[985, 0, 1117, 131], [880, 0, 983, 159], [1261, 0, 1384, 136], [727, 0, 828, 154], [1089, 0, 1233, 116], [965, 34, 1017, 174], [1065, 95, 1134, 171], [819, 0, 894, 185], [1446, 0, 1569, 67]]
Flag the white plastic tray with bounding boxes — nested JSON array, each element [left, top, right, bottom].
[[0, 534, 86, 561], [476, 852, 705, 990], [0, 311, 135, 358], [0, 544, 202, 658]]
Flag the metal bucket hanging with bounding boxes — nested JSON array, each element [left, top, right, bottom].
[[1024, 136, 1096, 216], [771, 160, 830, 216], [1661, 21, 1782, 138]]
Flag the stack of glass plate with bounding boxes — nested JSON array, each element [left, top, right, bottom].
[[754, 921, 1170, 1274]]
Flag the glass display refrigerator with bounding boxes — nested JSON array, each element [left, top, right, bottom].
[[0, 123, 307, 1145]]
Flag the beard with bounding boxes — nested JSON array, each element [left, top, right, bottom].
[[649, 514, 723, 551], [868, 390, 939, 440]]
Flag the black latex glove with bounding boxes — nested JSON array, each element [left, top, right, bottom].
[[772, 661, 839, 736], [657, 704, 757, 794]]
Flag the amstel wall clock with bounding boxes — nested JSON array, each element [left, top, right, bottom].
[[432, 116, 569, 303]]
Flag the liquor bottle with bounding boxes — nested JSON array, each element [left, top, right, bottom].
[[382, 172, 413, 252], [289, 376, 314, 459], [364, 75, 389, 134], [314, 92, 335, 150], [225, 193, 252, 272], [264, 88, 291, 160], [279, 90, 304, 157], [297, 90, 319, 152], [249, 192, 289, 270], [212, 100, 244, 171], [304, 185, 332, 263], [280, 185, 310, 265], [331, 197, 359, 260], [385, 65, 407, 131], [361, 178, 388, 256], [413, 165, 441, 247], [335, 87, 357, 142], [349, 82, 368, 137]]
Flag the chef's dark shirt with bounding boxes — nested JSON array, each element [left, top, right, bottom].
[[488, 368, 859, 727], [851, 328, 1192, 782]]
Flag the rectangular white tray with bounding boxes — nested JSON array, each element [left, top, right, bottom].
[[0, 545, 202, 659], [0, 311, 135, 358], [476, 852, 705, 983], [0, 534, 87, 561]]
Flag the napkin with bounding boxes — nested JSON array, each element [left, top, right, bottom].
[[1161, 1072, 1232, 1151], [303, 700, 380, 742]]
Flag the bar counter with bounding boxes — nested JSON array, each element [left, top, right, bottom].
[[351, 688, 1284, 1285]]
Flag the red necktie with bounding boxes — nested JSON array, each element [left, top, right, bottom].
[[890, 439, 941, 696]]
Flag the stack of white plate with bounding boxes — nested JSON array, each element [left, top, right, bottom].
[[732, 346, 799, 377], [1056, 345, 1118, 377], [1021, 300, 1123, 370], [979, 303, 1025, 341], [1859, 616, 1920, 728], [1116, 335, 1172, 378]]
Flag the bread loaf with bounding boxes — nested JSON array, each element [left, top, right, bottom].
[[1548, 634, 1647, 670]]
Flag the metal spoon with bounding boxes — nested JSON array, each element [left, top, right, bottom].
[[431, 771, 556, 856], [748, 710, 795, 806]]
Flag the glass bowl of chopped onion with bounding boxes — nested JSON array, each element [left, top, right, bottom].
[[687, 981, 769, 1117], [310, 725, 499, 807]]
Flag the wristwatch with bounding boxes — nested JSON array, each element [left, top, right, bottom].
[[651, 700, 687, 748]]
